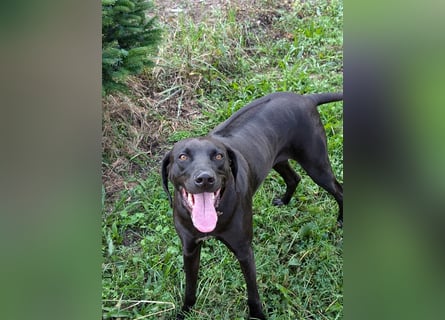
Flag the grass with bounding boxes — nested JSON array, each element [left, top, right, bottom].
[[102, 0, 343, 319]]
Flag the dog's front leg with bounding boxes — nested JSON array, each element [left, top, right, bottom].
[[233, 244, 266, 320], [177, 241, 202, 320]]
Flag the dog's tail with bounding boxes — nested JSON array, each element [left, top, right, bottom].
[[306, 92, 343, 106]]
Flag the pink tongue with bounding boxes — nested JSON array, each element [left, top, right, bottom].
[[191, 192, 217, 233]]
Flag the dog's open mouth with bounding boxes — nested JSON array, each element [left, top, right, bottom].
[[181, 188, 221, 233]]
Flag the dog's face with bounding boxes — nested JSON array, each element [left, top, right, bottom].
[[162, 137, 237, 233]]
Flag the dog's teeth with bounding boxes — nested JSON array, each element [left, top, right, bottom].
[[188, 193, 193, 205]]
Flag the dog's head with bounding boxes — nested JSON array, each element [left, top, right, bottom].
[[161, 137, 238, 233]]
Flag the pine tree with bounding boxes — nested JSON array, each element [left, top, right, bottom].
[[102, 0, 162, 95]]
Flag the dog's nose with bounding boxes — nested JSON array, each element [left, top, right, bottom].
[[194, 172, 215, 188]]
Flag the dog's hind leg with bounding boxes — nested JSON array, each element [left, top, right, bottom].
[[272, 161, 301, 206], [296, 138, 343, 226]]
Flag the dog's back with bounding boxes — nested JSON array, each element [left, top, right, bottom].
[[210, 92, 342, 186]]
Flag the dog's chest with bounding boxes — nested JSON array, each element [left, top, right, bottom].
[[195, 235, 213, 243]]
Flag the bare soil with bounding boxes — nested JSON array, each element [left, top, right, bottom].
[[153, 0, 293, 24]]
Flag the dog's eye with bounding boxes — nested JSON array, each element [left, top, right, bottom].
[[179, 154, 188, 161], [214, 153, 223, 160]]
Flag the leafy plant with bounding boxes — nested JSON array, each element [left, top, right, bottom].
[[102, 0, 162, 94]]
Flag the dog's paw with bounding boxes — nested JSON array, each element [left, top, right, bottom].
[[249, 312, 267, 320], [176, 313, 185, 320], [176, 308, 188, 320], [272, 198, 285, 206], [337, 219, 343, 228]]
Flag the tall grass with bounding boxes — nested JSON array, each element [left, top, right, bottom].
[[103, 1, 343, 319]]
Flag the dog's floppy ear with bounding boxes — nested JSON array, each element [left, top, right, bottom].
[[161, 151, 173, 208], [226, 147, 238, 184], [225, 145, 248, 194]]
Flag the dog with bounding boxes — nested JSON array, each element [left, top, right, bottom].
[[162, 92, 343, 319]]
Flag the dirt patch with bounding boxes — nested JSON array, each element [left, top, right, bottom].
[[102, 74, 203, 205], [155, 0, 263, 23], [153, 0, 294, 26]]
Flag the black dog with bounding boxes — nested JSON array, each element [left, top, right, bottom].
[[162, 92, 343, 319]]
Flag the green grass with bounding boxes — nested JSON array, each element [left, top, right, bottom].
[[103, 1, 343, 319]]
